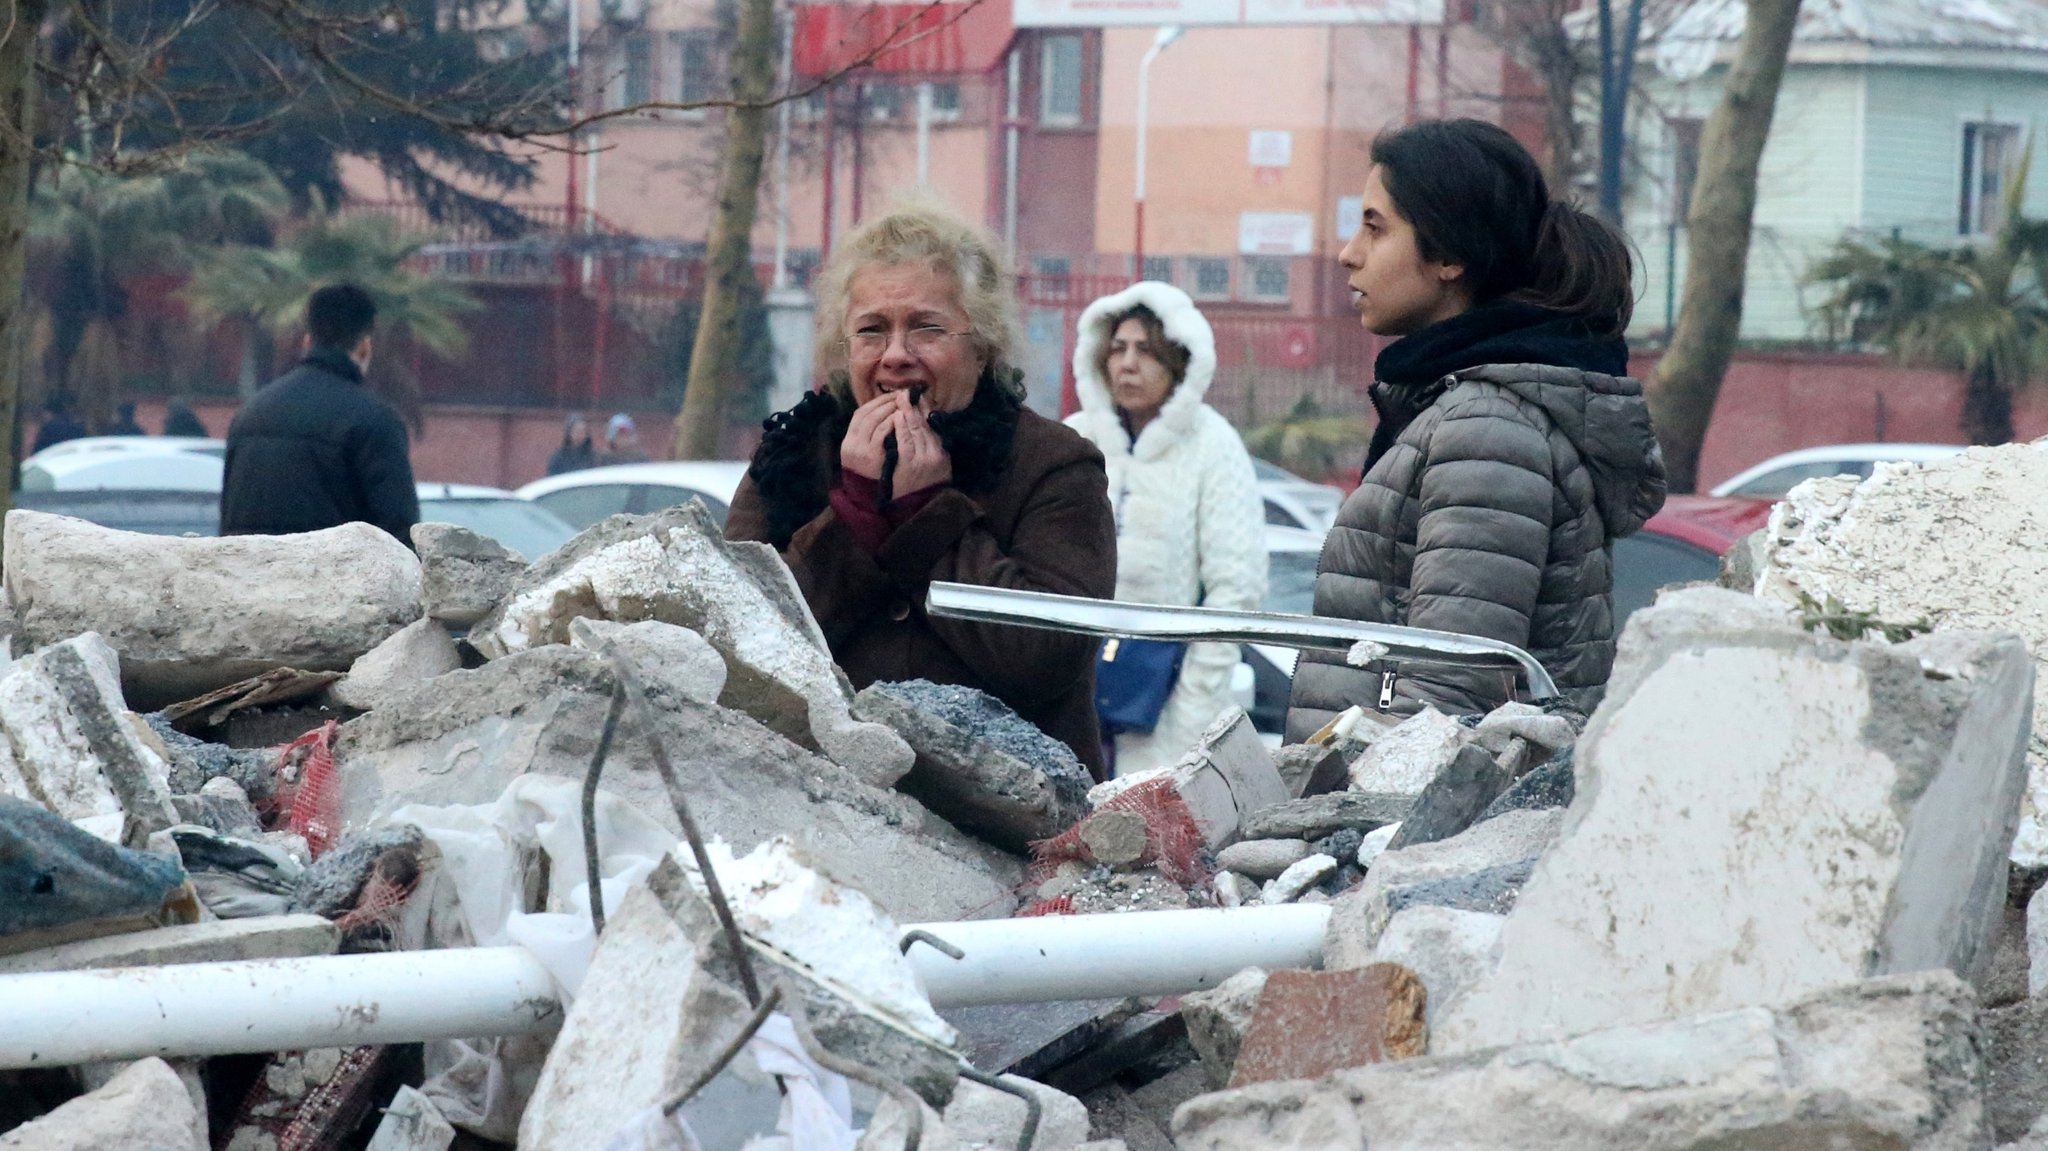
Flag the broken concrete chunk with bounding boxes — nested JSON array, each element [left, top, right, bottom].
[[0, 1057, 203, 1151], [1226, 965, 1428, 1089], [1262, 854, 1337, 904], [1213, 871, 1258, 908], [1270, 742, 1346, 799], [2031, 883, 2048, 998], [1356, 823, 1398, 868], [1436, 586, 2034, 1056], [0, 913, 338, 975], [1323, 808, 1562, 969], [1175, 970, 1986, 1151], [1078, 809, 1149, 869], [1471, 702, 1578, 758], [853, 679, 1091, 845], [412, 521, 528, 626], [1474, 746, 1573, 823], [1168, 708, 1290, 849], [568, 618, 727, 707], [471, 503, 913, 784], [4, 511, 422, 709], [1238, 791, 1410, 842], [1182, 967, 1268, 1088], [1750, 444, 2048, 867], [144, 716, 276, 805], [328, 618, 462, 712], [1346, 707, 1468, 794], [1384, 744, 1512, 851], [338, 646, 1020, 924], [0, 633, 177, 845], [0, 796, 196, 957], [365, 1085, 455, 1151], [170, 788, 263, 837], [1371, 906, 1504, 1036], [1215, 838, 1312, 880], [289, 825, 425, 919], [941, 1074, 1091, 1151]]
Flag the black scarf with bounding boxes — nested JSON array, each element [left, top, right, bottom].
[[747, 369, 1026, 548], [1362, 301, 1628, 474]]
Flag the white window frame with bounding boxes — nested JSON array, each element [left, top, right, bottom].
[[1140, 254, 1173, 284], [1241, 255, 1291, 303], [1188, 256, 1231, 301], [665, 29, 718, 117], [619, 31, 655, 110], [1959, 117, 2025, 238], [926, 81, 964, 124], [1039, 34, 1084, 127]]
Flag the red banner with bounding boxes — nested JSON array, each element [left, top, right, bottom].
[[793, 1, 1016, 77]]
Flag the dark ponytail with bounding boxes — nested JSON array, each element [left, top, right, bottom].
[[1370, 119, 1635, 334]]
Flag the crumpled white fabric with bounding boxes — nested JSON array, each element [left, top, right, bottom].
[[601, 1013, 858, 1151]]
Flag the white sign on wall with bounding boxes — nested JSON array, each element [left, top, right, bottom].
[[1336, 194, 1364, 242], [1239, 211, 1315, 255], [1013, 0, 1444, 27], [1249, 130, 1293, 168]]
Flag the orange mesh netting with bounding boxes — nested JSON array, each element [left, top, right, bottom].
[[1018, 777, 1212, 916], [277, 721, 341, 858]]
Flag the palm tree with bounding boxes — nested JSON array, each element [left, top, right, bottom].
[[30, 150, 290, 421], [184, 214, 480, 421], [1808, 144, 2048, 446]]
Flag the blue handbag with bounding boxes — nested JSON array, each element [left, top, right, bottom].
[[1095, 636, 1186, 736]]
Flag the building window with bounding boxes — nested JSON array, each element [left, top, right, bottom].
[[1141, 255, 1172, 283], [928, 82, 962, 122], [1033, 256, 1072, 295], [669, 30, 717, 105], [1961, 121, 2022, 236], [620, 33, 653, 108], [1189, 257, 1230, 299], [865, 83, 905, 121], [1243, 256, 1290, 302], [1668, 117, 1704, 224], [1040, 34, 1083, 126]]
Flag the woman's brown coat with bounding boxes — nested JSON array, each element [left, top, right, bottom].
[[726, 395, 1118, 779]]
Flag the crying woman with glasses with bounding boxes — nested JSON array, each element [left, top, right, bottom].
[[726, 199, 1119, 782]]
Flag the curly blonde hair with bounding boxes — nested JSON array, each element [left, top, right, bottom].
[[812, 197, 1024, 400]]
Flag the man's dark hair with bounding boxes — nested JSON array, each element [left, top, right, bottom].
[[307, 284, 377, 350], [1370, 119, 1635, 333]]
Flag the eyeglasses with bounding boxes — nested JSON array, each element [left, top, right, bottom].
[[845, 325, 970, 362]]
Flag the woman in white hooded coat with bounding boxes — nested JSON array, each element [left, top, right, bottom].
[[1066, 281, 1267, 774]]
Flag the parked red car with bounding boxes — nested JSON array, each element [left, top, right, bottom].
[[1612, 495, 1774, 621]]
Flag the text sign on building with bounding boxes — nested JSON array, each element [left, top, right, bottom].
[[1014, 0, 1443, 27], [1249, 130, 1293, 168], [1239, 211, 1315, 255]]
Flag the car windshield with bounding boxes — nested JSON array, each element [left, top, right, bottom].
[[420, 498, 577, 560], [1266, 550, 1319, 614], [1727, 460, 1874, 499]]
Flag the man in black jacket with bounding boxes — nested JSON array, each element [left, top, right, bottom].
[[221, 284, 420, 543]]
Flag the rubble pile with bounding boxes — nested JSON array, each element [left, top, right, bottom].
[[8, 442, 2048, 1149]]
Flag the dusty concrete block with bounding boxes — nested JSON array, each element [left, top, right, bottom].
[[568, 618, 727, 707], [1213, 871, 1258, 908], [412, 522, 527, 626], [329, 618, 462, 712], [2030, 882, 2048, 997], [0, 633, 177, 845], [1216, 839, 1312, 880], [1261, 854, 1337, 904], [1270, 743, 1346, 799], [1174, 970, 1987, 1151], [1471, 702, 1578, 758], [4, 512, 421, 709], [1983, 994, 2048, 1142], [1324, 808, 1562, 969], [1226, 965, 1427, 1089], [1079, 808, 1149, 869], [0, 1057, 203, 1150], [1239, 792, 1410, 842], [1751, 446, 2048, 866], [942, 1074, 1090, 1151], [1371, 906, 1504, 1035], [471, 503, 913, 785], [1437, 586, 2033, 1055], [1475, 746, 1574, 822], [1169, 709, 1288, 849], [365, 1085, 453, 1151], [853, 681, 1090, 847], [1384, 744, 1511, 851], [1182, 967, 1268, 1088], [0, 914, 338, 974], [1346, 707, 1467, 794], [1355, 823, 1398, 868], [338, 646, 1021, 923]]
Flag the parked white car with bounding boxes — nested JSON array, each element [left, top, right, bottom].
[[19, 436, 226, 492], [1252, 458, 1344, 534], [516, 461, 752, 530], [1709, 443, 1963, 500]]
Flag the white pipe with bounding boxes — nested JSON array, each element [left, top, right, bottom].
[[904, 905, 1330, 1008], [1003, 48, 1020, 260], [772, 13, 794, 290], [915, 81, 934, 187], [1133, 25, 1184, 260], [0, 947, 562, 1070], [0, 906, 1329, 1068]]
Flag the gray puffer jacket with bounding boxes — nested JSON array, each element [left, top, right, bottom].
[[1285, 363, 1666, 740]]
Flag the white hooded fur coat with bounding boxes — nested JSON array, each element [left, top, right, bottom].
[[1065, 281, 1267, 774]]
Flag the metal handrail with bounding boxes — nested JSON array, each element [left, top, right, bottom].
[[924, 582, 1560, 701]]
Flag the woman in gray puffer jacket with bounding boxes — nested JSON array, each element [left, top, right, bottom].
[[1286, 120, 1667, 741]]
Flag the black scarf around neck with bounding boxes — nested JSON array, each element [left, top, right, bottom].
[[1361, 300, 1628, 475], [747, 369, 1025, 547]]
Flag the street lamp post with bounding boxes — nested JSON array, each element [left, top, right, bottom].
[[1134, 24, 1184, 273]]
